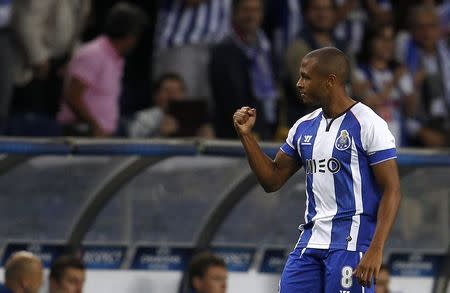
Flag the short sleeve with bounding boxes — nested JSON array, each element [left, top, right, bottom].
[[364, 119, 397, 165], [67, 49, 100, 87], [280, 122, 301, 162]]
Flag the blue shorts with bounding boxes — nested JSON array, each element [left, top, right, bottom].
[[279, 247, 374, 293]]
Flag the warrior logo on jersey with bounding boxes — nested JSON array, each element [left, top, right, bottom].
[[335, 130, 351, 151]]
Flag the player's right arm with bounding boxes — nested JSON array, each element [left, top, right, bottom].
[[233, 107, 300, 192]]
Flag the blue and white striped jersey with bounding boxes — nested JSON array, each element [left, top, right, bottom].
[[280, 102, 396, 252], [155, 0, 231, 50]]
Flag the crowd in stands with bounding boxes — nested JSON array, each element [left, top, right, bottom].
[[0, 0, 448, 147]]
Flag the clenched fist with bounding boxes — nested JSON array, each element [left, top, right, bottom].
[[233, 106, 256, 135]]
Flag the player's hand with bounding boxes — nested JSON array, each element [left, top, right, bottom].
[[353, 247, 382, 288], [233, 107, 256, 135]]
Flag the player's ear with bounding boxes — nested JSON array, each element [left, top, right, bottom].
[[326, 74, 336, 88]]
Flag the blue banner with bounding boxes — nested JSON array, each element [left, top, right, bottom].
[[130, 247, 193, 270], [1, 243, 65, 267], [259, 249, 289, 273], [389, 253, 444, 277], [82, 245, 126, 269], [212, 247, 255, 272]]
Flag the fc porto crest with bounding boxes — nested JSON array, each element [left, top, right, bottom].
[[335, 130, 351, 151]]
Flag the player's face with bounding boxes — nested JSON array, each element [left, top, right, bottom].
[[52, 268, 86, 293], [296, 57, 327, 106], [194, 266, 228, 293]]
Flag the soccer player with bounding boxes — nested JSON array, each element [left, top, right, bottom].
[[233, 47, 401, 292]]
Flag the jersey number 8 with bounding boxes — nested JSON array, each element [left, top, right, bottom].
[[341, 266, 353, 289]]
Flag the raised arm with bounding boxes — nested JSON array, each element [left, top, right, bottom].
[[233, 107, 300, 192], [354, 158, 401, 288]]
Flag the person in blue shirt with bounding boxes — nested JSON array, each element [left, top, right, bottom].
[[233, 47, 401, 292], [0, 251, 43, 293]]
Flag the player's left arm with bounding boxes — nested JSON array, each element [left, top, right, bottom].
[[354, 158, 401, 288]]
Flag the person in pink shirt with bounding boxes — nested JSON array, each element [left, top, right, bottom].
[[58, 2, 147, 137]]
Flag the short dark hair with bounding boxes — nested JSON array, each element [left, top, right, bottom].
[[187, 252, 226, 290], [104, 2, 148, 40], [305, 46, 350, 84], [153, 72, 186, 95], [50, 255, 85, 282]]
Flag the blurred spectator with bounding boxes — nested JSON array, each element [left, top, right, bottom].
[[83, 1, 159, 117], [352, 23, 417, 145], [126, 73, 214, 138], [263, 0, 303, 70], [210, 0, 278, 140], [49, 255, 85, 293], [0, 251, 43, 293], [421, 0, 450, 37], [152, 0, 231, 101], [284, 0, 349, 124], [57, 2, 147, 137], [396, 4, 450, 147], [375, 264, 391, 293], [438, 0, 450, 38], [394, 0, 450, 37], [334, 0, 393, 54], [187, 252, 227, 293], [10, 0, 91, 118], [0, 0, 13, 132]]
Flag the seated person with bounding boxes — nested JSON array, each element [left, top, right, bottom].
[[187, 252, 228, 293], [126, 73, 214, 138], [0, 251, 43, 293], [49, 255, 86, 293]]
